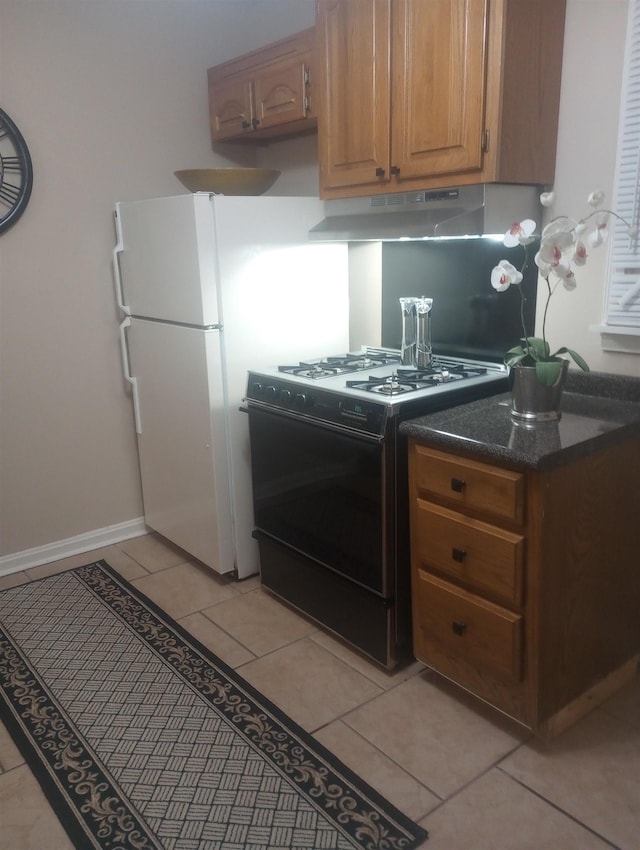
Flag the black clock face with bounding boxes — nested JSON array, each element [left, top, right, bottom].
[[0, 108, 33, 235]]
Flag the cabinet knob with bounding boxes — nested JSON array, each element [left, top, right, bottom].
[[452, 621, 467, 637], [451, 477, 466, 492], [241, 120, 252, 129], [375, 167, 385, 177], [390, 165, 400, 175], [452, 547, 467, 563]]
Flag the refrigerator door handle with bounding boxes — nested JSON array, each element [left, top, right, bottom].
[[113, 208, 131, 317], [119, 317, 142, 434]]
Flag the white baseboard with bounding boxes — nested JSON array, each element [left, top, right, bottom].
[[0, 517, 148, 577]]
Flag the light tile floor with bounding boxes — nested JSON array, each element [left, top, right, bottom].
[[1, 533, 639, 850]]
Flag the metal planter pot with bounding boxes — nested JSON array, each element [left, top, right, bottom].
[[510, 360, 569, 422]]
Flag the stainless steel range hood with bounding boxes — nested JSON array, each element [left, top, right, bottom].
[[309, 184, 542, 241]]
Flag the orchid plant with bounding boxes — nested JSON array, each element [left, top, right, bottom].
[[490, 191, 637, 386]]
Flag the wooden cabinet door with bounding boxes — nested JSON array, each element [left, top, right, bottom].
[[391, 0, 489, 181], [253, 57, 309, 131], [209, 76, 254, 142], [317, 0, 391, 191]]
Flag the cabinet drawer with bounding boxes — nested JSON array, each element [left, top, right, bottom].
[[415, 500, 524, 607], [413, 444, 525, 524], [413, 571, 523, 682]]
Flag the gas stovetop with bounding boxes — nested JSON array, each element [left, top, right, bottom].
[[264, 349, 506, 398], [246, 348, 509, 435]]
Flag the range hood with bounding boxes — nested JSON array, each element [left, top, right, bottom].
[[309, 184, 542, 242]]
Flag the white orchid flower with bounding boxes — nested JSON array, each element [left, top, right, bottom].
[[489, 187, 634, 379], [572, 241, 588, 266], [551, 263, 576, 289], [588, 213, 611, 247], [555, 266, 577, 290], [503, 219, 536, 247], [538, 229, 574, 268], [491, 260, 523, 292], [534, 251, 553, 278]]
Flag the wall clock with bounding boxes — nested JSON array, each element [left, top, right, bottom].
[[0, 107, 33, 235]]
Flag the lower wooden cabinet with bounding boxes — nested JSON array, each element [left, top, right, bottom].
[[413, 571, 523, 683], [409, 439, 640, 737]]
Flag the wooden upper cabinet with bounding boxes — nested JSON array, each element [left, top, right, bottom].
[[391, 0, 488, 180], [316, 0, 391, 190], [253, 57, 310, 131], [208, 28, 316, 143], [209, 77, 254, 140], [316, 0, 566, 199]]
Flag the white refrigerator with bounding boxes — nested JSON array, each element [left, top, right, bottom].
[[113, 193, 349, 579]]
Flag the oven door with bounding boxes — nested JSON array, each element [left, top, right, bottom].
[[248, 404, 388, 595]]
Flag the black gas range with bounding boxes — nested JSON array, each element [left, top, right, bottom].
[[246, 348, 508, 668], [247, 348, 508, 436]]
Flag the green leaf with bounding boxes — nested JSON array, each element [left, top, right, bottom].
[[505, 350, 528, 367], [522, 337, 551, 361], [535, 359, 567, 387], [504, 351, 527, 366], [553, 346, 590, 372]]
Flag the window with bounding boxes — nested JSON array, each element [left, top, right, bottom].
[[601, 0, 640, 349]]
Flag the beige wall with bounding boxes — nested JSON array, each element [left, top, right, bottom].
[[539, 0, 639, 372], [0, 0, 316, 564], [0, 0, 636, 566]]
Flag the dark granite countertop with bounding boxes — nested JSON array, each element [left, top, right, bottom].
[[400, 370, 640, 471]]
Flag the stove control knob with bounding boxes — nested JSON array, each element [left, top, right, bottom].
[[265, 385, 278, 400], [280, 389, 292, 404], [251, 382, 263, 396], [295, 392, 312, 407]]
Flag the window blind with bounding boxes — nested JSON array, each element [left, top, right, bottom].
[[603, 0, 640, 335]]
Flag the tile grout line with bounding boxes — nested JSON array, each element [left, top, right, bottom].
[[495, 765, 625, 850]]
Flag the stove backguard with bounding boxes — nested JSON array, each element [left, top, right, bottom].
[[380, 238, 539, 362]]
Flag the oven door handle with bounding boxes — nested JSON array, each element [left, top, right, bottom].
[[246, 401, 385, 444]]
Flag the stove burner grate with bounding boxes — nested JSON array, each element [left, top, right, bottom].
[[345, 361, 488, 395], [278, 363, 348, 379], [346, 373, 428, 396], [397, 363, 488, 382], [326, 352, 401, 370], [278, 350, 402, 379], [371, 380, 416, 395]]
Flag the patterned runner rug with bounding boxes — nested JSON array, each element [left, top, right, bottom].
[[0, 560, 427, 850]]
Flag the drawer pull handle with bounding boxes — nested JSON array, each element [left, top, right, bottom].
[[452, 620, 467, 637], [451, 477, 466, 492], [452, 547, 467, 563]]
